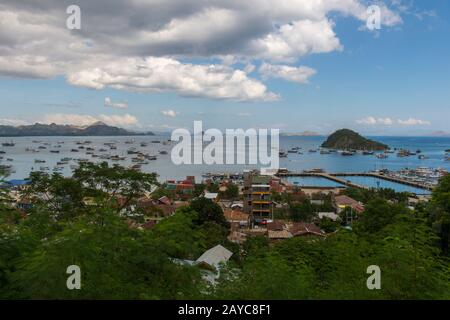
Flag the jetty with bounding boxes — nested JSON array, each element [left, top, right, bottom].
[[276, 171, 434, 191]]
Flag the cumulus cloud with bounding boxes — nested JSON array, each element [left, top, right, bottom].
[[356, 116, 378, 125], [161, 110, 178, 117], [259, 63, 316, 83], [357, 116, 430, 126], [398, 118, 431, 125], [0, 118, 30, 126], [104, 97, 128, 109], [67, 57, 278, 101], [41, 113, 139, 128], [0, 1, 402, 100]]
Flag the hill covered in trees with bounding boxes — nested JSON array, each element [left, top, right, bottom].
[[0, 163, 449, 299], [321, 129, 388, 151], [0, 122, 154, 137]]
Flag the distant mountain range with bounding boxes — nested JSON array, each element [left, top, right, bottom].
[[0, 122, 154, 137], [321, 129, 388, 151], [430, 131, 450, 137]]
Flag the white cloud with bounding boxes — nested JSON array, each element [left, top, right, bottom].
[[259, 63, 316, 83], [356, 116, 394, 125], [161, 110, 178, 117], [0, 118, 30, 126], [67, 57, 279, 102], [357, 116, 430, 126], [356, 116, 378, 125], [41, 113, 139, 128], [398, 118, 431, 126], [0, 1, 402, 100], [377, 117, 394, 125], [104, 97, 128, 109]]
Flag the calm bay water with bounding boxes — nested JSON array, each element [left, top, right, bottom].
[[1, 135, 449, 193]]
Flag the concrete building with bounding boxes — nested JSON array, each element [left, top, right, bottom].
[[243, 171, 273, 224]]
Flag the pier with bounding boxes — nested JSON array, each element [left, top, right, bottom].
[[276, 171, 434, 191]]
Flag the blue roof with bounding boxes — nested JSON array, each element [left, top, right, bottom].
[[6, 179, 30, 186]]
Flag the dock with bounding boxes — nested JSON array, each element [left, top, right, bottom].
[[276, 171, 433, 191]]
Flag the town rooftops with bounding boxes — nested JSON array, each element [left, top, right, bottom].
[[289, 222, 325, 237], [334, 195, 365, 214], [266, 220, 285, 231], [251, 175, 271, 184], [223, 209, 249, 222], [268, 229, 293, 240]]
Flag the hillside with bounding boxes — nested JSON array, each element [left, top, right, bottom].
[[321, 129, 388, 151], [0, 122, 154, 137]]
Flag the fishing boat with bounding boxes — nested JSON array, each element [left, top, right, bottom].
[[159, 150, 168, 155], [376, 154, 388, 159], [2, 141, 15, 147], [418, 155, 429, 160], [151, 140, 161, 144], [0, 151, 5, 154], [279, 151, 288, 158], [111, 155, 126, 161], [362, 151, 374, 155], [341, 151, 354, 156], [397, 149, 411, 157], [127, 148, 139, 155], [34, 159, 46, 163], [71, 149, 79, 152], [50, 150, 60, 154]]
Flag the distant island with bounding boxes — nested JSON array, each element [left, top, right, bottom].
[[0, 122, 154, 137], [321, 129, 388, 151], [281, 131, 321, 137], [430, 131, 450, 137]]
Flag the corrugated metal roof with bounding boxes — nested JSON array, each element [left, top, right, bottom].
[[196, 244, 233, 268]]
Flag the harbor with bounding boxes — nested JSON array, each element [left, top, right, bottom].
[[1, 135, 449, 195]]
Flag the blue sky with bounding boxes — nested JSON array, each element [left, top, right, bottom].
[[0, 0, 448, 136]]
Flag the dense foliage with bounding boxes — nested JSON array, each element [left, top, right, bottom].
[[0, 164, 449, 299]]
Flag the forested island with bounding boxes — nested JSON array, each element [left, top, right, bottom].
[[321, 129, 388, 151]]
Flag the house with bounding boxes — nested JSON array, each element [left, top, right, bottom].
[[196, 244, 233, 270], [157, 196, 172, 206], [289, 222, 325, 237], [268, 229, 293, 240], [334, 195, 365, 214], [223, 208, 249, 227]]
